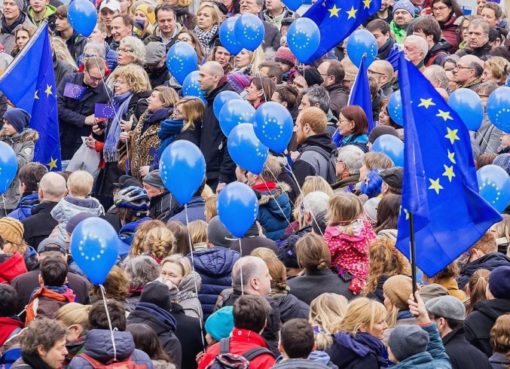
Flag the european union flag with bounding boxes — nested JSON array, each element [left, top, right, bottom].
[[0, 22, 61, 171], [396, 53, 501, 277], [95, 103, 117, 119], [303, 0, 380, 62], [348, 56, 374, 132]]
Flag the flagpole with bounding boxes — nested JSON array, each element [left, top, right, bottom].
[[409, 212, 417, 297]]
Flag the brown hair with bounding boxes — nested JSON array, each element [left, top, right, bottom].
[[491, 314, 510, 356], [327, 192, 363, 225], [251, 77, 276, 103], [89, 266, 130, 301], [251, 250, 287, 292], [130, 220, 175, 260], [275, 85, 299, 110], [340, 106, 368, 136], [298, 107, 327, 134], [470, 232, 498, 255], [296, 233, 331, 271], [476, 152, 497, 169], [167, 221, 191, 255], [433, 261, 460, 281], [374, 194, 401, 233], [466, 268, 490, 313], [154, 86, 179, 107], [19, 319, 67, 355], [363, 152, 394, 170]]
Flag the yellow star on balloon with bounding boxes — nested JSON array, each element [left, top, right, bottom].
[[328, 4, 340, 17], [34, 89, 39, 100], [445, 127, 460, 144], [418, 98, 435, 109], [45, 84, 53, 97], [428, 178, 444, 195], [347, 6, 357, 19], [363, 0, 372, 8], [436, 109, 454, 122], [47, 157, 58, 170], [442, 164, 455, 182], [447, 150, 456, 164]]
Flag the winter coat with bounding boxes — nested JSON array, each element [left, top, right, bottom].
[[127, 302, 182, 368], [391, 323, 451, 369], [169, 196, 205, 224], [0, 317, 23, 346], [327, 332, 388, 369], [0, 253, 27, 284], [439, 14, 459, 51], [292, 133, 336, 187], [272, 358, 330, 369], [458, 253, 510, 289], [170, 302, 204, 369], [176, 271, 203, 321], [0, 129, 38, 210], [189, 247, 240, 318], [68, 330, 154, 369], [27, 4, 57, 30], [0, 14, 34, 55], [7, 193, 39, 221], [465, 298, 510, 356], [25, 286, 76, 324], [57, 72, 110, 160], [262, 21, 281, 52], [51, 196, 105, 240], [489, 352, 510, 369], [253, 183, 292, 241], [474, 117, 503, 157], [287, 268, 356, 305], [149, 191, 181, 221], [21, 201, 58, 249], [269, 291, 309, 323], [442, 327, 491, 369], [456, 42, 492, 61], [229, 224, 278, 256], [424, 40, 451, 67], [325, 83, 349, 116]]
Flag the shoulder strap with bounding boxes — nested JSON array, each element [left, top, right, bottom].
[[78, 353, 106, 369], [305, 145, 332, 160], [242, 347, 274, 362], [219, 338, 230, 355]]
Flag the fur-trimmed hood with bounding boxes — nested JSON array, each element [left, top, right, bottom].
[[0, 128, 39, 143], [255, 182, 292, 205]]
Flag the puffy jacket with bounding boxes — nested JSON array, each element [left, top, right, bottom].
[[253, 183, 291, 241], [458, 253, 510, 289], [7, 193, 39, 221], [168, 196, 205, 225], [51, 196, 105, 240], [189, 247, 240, 318]]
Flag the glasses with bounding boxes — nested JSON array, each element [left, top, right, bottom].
[[85, 71, 103, 82], [368, 69, 386, 76], [432, 5, 449, 11]]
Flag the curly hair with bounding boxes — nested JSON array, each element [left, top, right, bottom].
[[108, 63, 151, 93], [119, 35, 146, 65], [491, 314, 510, 356], [89, 266, 130, 302], [20, 318, 66, 355], [123, 255, 160, 290], [131, 220, 175, 261]]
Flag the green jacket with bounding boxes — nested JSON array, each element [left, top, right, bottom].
[[27, 4, 57, 28]]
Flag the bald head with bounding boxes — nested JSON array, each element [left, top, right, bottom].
[[369, 60, 394, 87], [232, 256, 271, 296], [404, 35, 428, 66], [39, 172, 67, 201], [199, 61, 225, 92]]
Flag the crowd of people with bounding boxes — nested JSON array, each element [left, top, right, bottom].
[[1, 0, 510, 367]]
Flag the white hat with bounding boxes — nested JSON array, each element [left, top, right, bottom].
[[100, 0, 121, 12]]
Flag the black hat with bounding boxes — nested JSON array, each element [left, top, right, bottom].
[[380, 167, 403, 194], [113, 175, 142, 190], [140, 281, 172, 311]]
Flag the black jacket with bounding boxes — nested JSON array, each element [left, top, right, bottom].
[[458, 253, 510, 289], [21, 201, 58, 249], [325, 83, 349, 116], [229, 223, 278, 256], [465, 298, 510, 356], [171, 302, 204, 369], [263, 21, 281, 51], [425, 39, 451, 66], [456, 42, 492, 61], [292, 133, 336, 187], [57, 72, 111, 160], [443, 326, 492, 369], [270, 293, 309, 323]]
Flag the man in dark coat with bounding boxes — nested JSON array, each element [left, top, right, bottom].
[[317, 60, 349, 117], [239, 0, 280, 51], [57, 57, 111, 161], [170, 302, 204, 369]]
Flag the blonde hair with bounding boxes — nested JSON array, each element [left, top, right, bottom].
[[154, 86, 179, 108], [363, 152, 394, 171], [108, 64, 151, 93], [176, 97, 205, 131], [205, 195, 217, 222], [161, 254, 192, 282], [67, 170, 94, 197], [339, 297, 387, 335], [293, 176, 334, 220], [310, 293, 348, 350], [484, 56, 509, 85], [56, 303, 91, 329], [187, 220, 208, 248], [160, 0, 190, 8], [52, 36, 78, 69], [251, 249, 286, 291], [197, 2, 222, 26], [327, 193, 363, 225], [131, 220, 176, 260], [491, 314, 510, 356], [119, 36, 146, 65]]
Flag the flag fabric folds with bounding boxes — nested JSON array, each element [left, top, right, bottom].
[[95, 103, 117, 119], [348, 56, 375, 132], [395, 53, 502, 277], [0, 22, 61, 171], [303, 0, 380, 63]]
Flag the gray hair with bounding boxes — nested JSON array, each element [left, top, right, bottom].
[[39, 172, 67, 199], [423, 65, 449, 89], [123, 255, 160, 289], [405, 35, 429, 56], [231, 256, 265, 290], [305, 85, 330, 114], [84, 41, 106, 59], [119, 36, 146, 65], [302, 191, 330, 219], [470, 17, 490, 36], [337, 145, 365, 175]]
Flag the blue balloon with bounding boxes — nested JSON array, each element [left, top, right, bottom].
[[0, 142, 17, 194], [219, 16, 243, 55], [449, 88, 483, 131], [228, 123, 269, 175], [477, 164, 510, 212], [283, 0, 303, 11], [287, 18, 320, 63], [487, 86, 510, 133], [159, 140, 206, 204], [234, 14, 265, 51], [68, 0, 97, 37], [182, 71, 206, 104], [70, 217, 119, 285], [371, 134, 404, 167], [219, 100, 256, 136], [388, 91, 404, 127], [166, 42, 198, 85], [253, 102, 293, 154], [217, 182, 259, 237], [214, 91, 242, 120], [346, 30, 378, 68]]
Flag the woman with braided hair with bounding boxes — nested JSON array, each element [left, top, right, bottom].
[[130, 219, 176, 263]]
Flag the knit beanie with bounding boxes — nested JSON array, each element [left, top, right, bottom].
[[0, 217, 24, 245], [383, 275, 413, 309], [388, 325, 429, 362], [135, 3, 156, 25], [494, 154, 510, 176], [140, 281, 172, 311], [302, 67, 323, 87], [208, 216, 233, 247], [489, 266, 510, 299], [275, 47, 297, 67], [205, 306, 234, 341], [143, 170, 165, 189], [227, 72, 251, 94], [4, 108, 31, 133], [393, 0, 416, 16]]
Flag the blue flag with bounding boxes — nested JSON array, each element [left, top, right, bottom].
[[303, 0, 380, 63], [348, 56, 374, 132], [395, 53, 501, 277], [0, 23, 61, 171]]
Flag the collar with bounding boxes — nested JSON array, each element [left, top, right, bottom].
[[230, 328, 268, 347], [252, 182, 277, 191]]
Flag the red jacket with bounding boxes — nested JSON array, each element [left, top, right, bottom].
[[0, 317, 23, 346], [0, 253, 27, 284], [198, 328, 275, 369]]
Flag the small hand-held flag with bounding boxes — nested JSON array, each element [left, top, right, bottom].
[[396, 53, 502, 278], [95, 103, 118, 119], [348, 56, 375, 132], [0, 22, 61, 171]]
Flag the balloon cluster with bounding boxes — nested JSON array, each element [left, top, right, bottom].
[[219, 14, 265, 55], [477, 164, 510, 212]]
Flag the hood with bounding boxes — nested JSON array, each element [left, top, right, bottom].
[[300, 133, 336, 154], [461, 253, 510, 279], [308, 351, 336, 368], [274, 358, 330, 369], [17, 193, 39, 207], [0, 128, 39, 143], [133, 302, 177, 331], [429, 39, 451, 55], [192, 247, 240, 277], [474, 298, 510, 321], [178, 270, 202, 294], [51, 196, 104, 223], [84, 330, 135, 362]]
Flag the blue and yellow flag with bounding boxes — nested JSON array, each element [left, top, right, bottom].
[[303, 0, 380, 63], [396, 53, 501, 277], [0, 22, 61, 171], [348, 56, 374, 132]]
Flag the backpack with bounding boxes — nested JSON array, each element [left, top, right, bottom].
[[205, 338, 274, 369], [77, 353, 147, 369], [305, 146, 337, 185]]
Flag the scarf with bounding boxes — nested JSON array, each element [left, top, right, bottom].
[[157, 118, 184, 160], [1, 13, 26, 34], [25, 286, 76, 324], [389, 20, 407, 44], [141, 107, 171, 134], [136, 302, 177, 330], [334, 332, 389, 367], [194, 24, 218, 55], [104, 91, 133, 162], [22, 352, 54, 369]]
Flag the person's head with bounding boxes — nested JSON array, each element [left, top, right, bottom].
[[111, 14, 134, 42], [272, 85, 299, 111], [240, 0, 263, 14], [294, 107, 327, 145], [467, 18, 490, 49], [338, 105, 368, 137], [490, 314, 510, 354], [366, 19, 391, 49], [110, 64, 151, 95], [209, 45, 231, 70], [89, 299, 126, 330], [299, 85, 330, 113], [2, 0, 22, 22], [126, 324, 172, 362], [14, 25, 35, 51], [0, 284, 18, 317], [83, 57, 107, 89], [205, 306, 235, 344], [187, 220, 208, 249], [392, 0, 415, 27], [173, 97, 205, 131], [388, 324, 429, 363], [296, 233, 331, 272], [481, 2, 502, 28], [252, 251, 287, 292], [155, 3, 176, 37], [89, 266, 130, 302], [39, 256, 68, 287], [114, 186, 150, 223], [482, 56, 509, 85], [360, 152, 394, 181], [467, 231, 497, 263], [133, 2, 156, 31], [488, 266, 510, 300], [368, 60, 394, 89], [56, 303, 91, 342], [259, 61, 283, 84], [309, 293, 348, 350], [336, 145, 365, 180], [176, 30, 205, 61], [466, 268, 490, 312], [403, 35, 428, 66], [39, 172, 67, 203], [130, 220, 175, 260], [383, 275, 414, 326], [318, 60, 344, 88], [298, 191, 330, 229], [411, 15, 442, 48], [232, 256, 272, 296], [17, 162, 47, 195], [265, 0, 284, 13], [29, 0, 49, 14], [454, 54, 484, 85], [327, 192, 363, 225], [167, 221, 190, 255], [279, 319, 315, 359], [100, 0, 121, 26], [82, 42, 106, 62], [199, 61, 224, 92], [67, 170, 93, 198], [425, 295, 465, 337], [117, 35, 145, 65], [290, 67, 323, 93], [123, 255, 160, 291], [233, 295, 271, 333], [431, 0, 459, 22], [423, 65, 449, 90], [2, 108, 31, 136], [375, 194, 401, 232], [245, 77, 275, 106], [159, 254, 192, 287], [339, 297, 388, 340], [19, 319, 67, 369], [0, 217, 26, 255], [146, 86, 178, 113], [196, 2, 221, 31]]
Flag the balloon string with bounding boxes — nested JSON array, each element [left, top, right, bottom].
[[99, 285, 118, 362], [184, 203, 207, 351], [1, 194, 6, 217], [261, 179, 290, 225], [238, 238, 244, 296]]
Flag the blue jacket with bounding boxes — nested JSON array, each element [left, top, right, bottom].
[[189, 247, 240, 318], [68, 329, 153, 369], [118, 217, 151, 257], [7, 193, 39, 221], [254, 185, 291, 241], [169, 196, 205, 224], [392, 323, 451, 369]]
